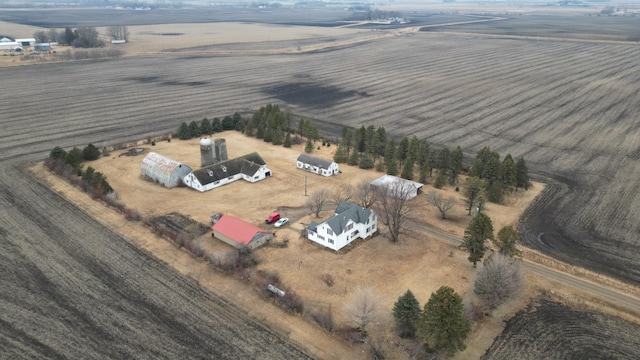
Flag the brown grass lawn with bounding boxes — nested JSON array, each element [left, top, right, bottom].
[[33, 130, 542, 358]]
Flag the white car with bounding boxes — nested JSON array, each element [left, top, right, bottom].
[[274, 217, 289, 228]]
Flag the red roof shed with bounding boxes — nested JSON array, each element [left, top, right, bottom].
[[211, 215, 272, 250]]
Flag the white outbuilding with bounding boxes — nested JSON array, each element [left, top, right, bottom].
[[296, 153, 339, 176], [140, 152, 193, 188], [183, 152, 271, 192], [370, 174, 423, 200]]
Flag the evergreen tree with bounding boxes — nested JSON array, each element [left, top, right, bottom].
[[365, 125, 377, 155], [461, 212, 494, 267], [469, 146, 492, 178], [49, 146, 67, 160], [436, 147, 450, 171], [353, 125, 366, 154], [500, 154, 517, 190], [333, 144, 349, 163], [462, 176, 485, 215], [418, 139, 430, 167], [64, 147, 83, 169], [493, 225, 522, 257], [396, 136, 410, 166], [211, 117, 223, 133], [419, 165, 429, 183], [222, 115, 234, 130], [81, 166, 95, 183], [487, 181, 503, 203], [348, 147, 360, 166], [401, 156, 414, 180], [484, 151, 501, 187], [419, 286, 470, 355], [384, 138, 398, 175], [374, 127, 387, 159], [450, 146, 463, 185], [358, 152, 375, 169], [393, 290, 421, 338], [433, 171, 446, 189], [232, 112, 243, 128], [515, 157, 529, 191], [305, 138, 314, 153], [188, 121, 201, 138], [200, 118, 212, 135], [82, 143, 101, 161], [283, 132, 292, 148], [178, 122, 191, 140]]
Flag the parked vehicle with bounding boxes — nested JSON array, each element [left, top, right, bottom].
[[265, 212, 281, 224], [274, 217, 289, 228]]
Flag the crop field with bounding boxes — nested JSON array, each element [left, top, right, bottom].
[[481, 298, 640, 359], [1, 7, 639, 359], [422, 14, 640, 42]]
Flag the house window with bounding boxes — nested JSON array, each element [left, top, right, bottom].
[[327, 228, 333, 236], [318, 235, 325, 241], [346, 223, 354, 231], [214, 181, 220, 185], [228, 176, 234, 180], [328, 239, 334, 244]]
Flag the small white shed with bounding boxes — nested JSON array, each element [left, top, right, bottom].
[[296, 153, 339, 176]]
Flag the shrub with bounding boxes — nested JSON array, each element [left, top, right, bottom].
[[321, 273, 334, 287], [125, 207, 142, 221]]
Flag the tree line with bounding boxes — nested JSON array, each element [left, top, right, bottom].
[[34, 25, 129, 48]]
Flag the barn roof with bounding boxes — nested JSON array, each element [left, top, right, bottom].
[[141, 152, 191, 179], [297, 153, 335, 169], [192, 152, 266, 185], [212, 215, 270, 246]]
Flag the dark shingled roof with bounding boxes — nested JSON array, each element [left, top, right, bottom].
[[297, 153, 334, 170], [310, 201, 372, 236], [191, 152, 266, 186]]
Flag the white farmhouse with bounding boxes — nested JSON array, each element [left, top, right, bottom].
[[296, 153, 339, 176], [183, 152, 272, 192], [307, 201, 377, 251]]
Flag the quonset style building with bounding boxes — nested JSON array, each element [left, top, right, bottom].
[[140, 152, 193, 188]]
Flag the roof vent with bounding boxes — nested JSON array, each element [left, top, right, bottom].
[[207, 170, 214, 176], [221, 165, 227, 172]]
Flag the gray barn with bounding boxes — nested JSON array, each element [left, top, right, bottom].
[[140, 151, 192, 188]]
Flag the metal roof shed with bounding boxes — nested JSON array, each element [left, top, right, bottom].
[[140, 151, 192, 188]]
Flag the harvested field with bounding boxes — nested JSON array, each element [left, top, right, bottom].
[[2, 6, 640, 359], [1, 29, 638, 287], [482, 298, 640, 360]]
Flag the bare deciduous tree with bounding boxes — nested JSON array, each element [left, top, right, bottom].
[[354, 178, 377, 208], [307, 188, 329, 217], [473, 253, 525, 312], [375, 180, 414, 243], [106, 25, 129, 41], [344, 286, 381, 337], [330, 183, 354, 206], [425, 191, 456, 219]]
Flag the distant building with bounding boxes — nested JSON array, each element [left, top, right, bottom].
[[211, 215, 272, 250], [307, 201, 377, 251], [183, 152, 271, 192], [111, 40, 126, 44], [296, 153, 339, 176], [15, 38, 35, 47]]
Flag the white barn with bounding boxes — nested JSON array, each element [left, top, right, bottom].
[[370, 174, 423, 200], [296, 153, 339, 176], [307, 201, 377, 251], [183, 152, 271, 192]]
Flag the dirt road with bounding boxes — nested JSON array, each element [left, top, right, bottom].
[[410, 219, 640, 318]]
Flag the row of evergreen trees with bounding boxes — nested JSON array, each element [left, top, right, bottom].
[[333, 125, 529, 204], [46, 144, 113, 195], [177, 112, 244, 140]]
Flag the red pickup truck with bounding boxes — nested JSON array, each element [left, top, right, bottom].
[[265, 212, 281, 224]]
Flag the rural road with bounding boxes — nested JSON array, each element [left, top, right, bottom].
[[409, 220, 640, 317]]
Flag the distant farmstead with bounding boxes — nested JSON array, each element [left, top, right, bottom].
[[307, 201, 377, 251], [183, 152, 271, 192], [296, 153, 339, 176], [140, 152, 193, 188], [211, 215, 272, 250]]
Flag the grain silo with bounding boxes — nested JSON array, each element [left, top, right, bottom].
[[140, 152, 192, 188], [214, 138, 228, 162], [200, 137, 215, 167]]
